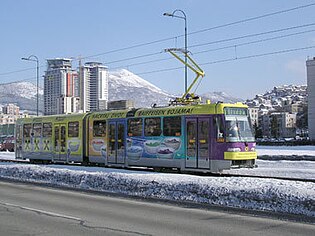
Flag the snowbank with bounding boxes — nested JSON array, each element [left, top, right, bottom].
[[257, 145, 315, 159], [224, 160, 315, 180], [0, 163, 314, 217]]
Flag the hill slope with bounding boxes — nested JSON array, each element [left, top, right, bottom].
[[0, 69, 240, 112]]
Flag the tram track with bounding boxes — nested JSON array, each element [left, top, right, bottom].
[[217, 173, 315, 183], [1, 158, 314, 184]]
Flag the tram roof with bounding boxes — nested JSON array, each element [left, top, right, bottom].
[[134, 102, 247, 117], [16, 102, 248, 123], [16, 113, 88, 124]]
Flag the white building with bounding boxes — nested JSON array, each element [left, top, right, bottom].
[[56, 96, 80, 114], [269, 112, 296, 138], [44, 58, 80, 115], [248, 107, 259, 126], [306, 58, 315, 141], [79, 62, 108, 112], [2, 103, 19, 115], [0, 104, 28, 128]]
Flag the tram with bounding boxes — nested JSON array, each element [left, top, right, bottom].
[[15, 102, 256, 173]]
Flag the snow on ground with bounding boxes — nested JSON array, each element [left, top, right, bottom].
[[0, 162, 314, 217], [225, 159, 315, 180], [0, 151, 22, 161], [257, 145, 315, 160], [225, 145, 315, 180], [0, 146, 314, 218]]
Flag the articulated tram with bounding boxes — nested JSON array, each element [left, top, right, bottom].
[[15, 102, 257, 173]]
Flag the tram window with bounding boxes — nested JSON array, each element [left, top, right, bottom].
[[93, 120, 106, 137], [33, 123, 42, 137], [214, 116, 224, 139], [16, 125, 21, 141], [23, 124, 32, 138], [43, 123, 52, 137], [144, 118, 161, 136], [163, 117, 181, 136], [68, 121, 79, 137], [128, 118, 143, 137]]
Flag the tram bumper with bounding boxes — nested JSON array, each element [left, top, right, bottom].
[[224, 151, 257, 168]]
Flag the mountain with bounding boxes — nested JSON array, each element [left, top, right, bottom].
[[108, 69, 173, 107], [0, 69, 240, 112], [108, 69, 241, 107], [0, 82, 43, 113], [200, 91, 241, 104]]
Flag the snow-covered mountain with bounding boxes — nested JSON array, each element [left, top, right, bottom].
[[0, 69, 240, 112], [201, 91, 241, 104], [108, 69, 174, 107], [108, 69, 241, 107], [0, 82, 43, 113], [0, 81, 42, 100]]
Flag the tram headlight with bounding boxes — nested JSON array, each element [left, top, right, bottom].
[[227, 147, 241, 152], [251, 147, 256, 151]]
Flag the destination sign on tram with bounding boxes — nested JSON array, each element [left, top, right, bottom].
[[224, 108, 247, 116]]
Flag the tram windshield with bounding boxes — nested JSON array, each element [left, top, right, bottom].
[[224, 108, 255, 142]]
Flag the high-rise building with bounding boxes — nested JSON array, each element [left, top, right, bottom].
[[44, 58, 80, 115], [79, 62, 108, 112], [306, 58, 315, 141]]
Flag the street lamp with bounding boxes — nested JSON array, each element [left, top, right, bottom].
[[22, 55, 39, 116], [163, 9, 188, 93]]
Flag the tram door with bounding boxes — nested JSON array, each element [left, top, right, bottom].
[[108, 121, 125, 164], [54, 124, 67, 161], [185, 118, 210, 169]]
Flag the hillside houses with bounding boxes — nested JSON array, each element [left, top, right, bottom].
[[246, 85, 307, 139]]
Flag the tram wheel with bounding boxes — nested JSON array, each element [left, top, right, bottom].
[[153, 167, 163, 172]]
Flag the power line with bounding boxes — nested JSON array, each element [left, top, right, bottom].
[[111, 27, 315, 69], [136, 45, 315, 75], [190, 22, 315, 48], [110, 57, 172, 70], [4, 44, 315, 84], [218, 45, 315, 63], [3, 25, 314, 81], [1, 2, 315, 79], [105, 51, 162, 65], [0, 67, 36, 76], [194, 29, 315, 55], [0, 64, 46, 78], [77, 2, 315, 61], [4, 22, 313, 76], [188, 2, 315, 37], [0, 76, 37, 86], [81, 37, 175, 61]]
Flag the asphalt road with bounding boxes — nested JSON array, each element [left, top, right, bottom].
[[0, 180, 314, 236]]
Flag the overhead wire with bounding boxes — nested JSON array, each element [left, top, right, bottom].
[[0, 64, 46, 78], [1, 2, 315, 82], [0, 67, 38, 76], [188, 2, 315, 37], [76, 2, 315, 61], [110, 26, 315, 69], [190, 23, 315, 49], [136, 45, 315, 76], [0, 77, 37, 86], [3, 22, 314, 77], [3, 25, 315, 82], [193, 28, 315, 55]]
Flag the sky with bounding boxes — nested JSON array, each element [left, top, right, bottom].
[[1, 0, 315, 99]]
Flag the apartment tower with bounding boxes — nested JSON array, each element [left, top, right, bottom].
[[306, 57, 315, 141], [44, 58, 80, 115], [79, 62, 108, 112]]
